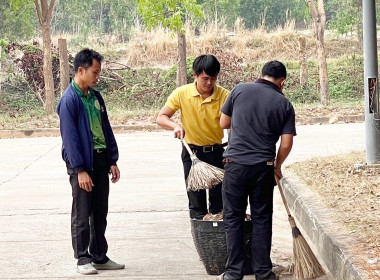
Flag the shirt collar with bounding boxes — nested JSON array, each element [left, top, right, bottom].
[[191, 81, 220, 100], [72, 80, 94, 98], [255, 78, 283, 95]]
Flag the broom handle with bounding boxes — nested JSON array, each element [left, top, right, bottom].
[[181, 139, 195, 156], [275, 174, 292, 217]]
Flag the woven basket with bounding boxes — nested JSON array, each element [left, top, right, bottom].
[[190, 219, 253, 275]]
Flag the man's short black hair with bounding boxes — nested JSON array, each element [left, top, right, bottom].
[[74, 48, 103, 73], [192, 55, 220, 77], [261, 60, 287, 79]]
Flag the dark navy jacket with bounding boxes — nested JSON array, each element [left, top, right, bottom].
[[57, 84, 118, 173]]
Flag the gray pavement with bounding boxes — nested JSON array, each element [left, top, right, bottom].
[[0, 123, 365, 279]]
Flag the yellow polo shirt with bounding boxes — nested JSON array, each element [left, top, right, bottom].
[[165, 82, 229, 146]]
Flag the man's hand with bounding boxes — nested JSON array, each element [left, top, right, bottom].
[[78, 171, 94, 192], [110, 165, 120, 183], [274, 167, 283, 179], [173, 124, 185, 139]]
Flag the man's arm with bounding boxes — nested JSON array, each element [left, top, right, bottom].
[[156, 106, 185, 139], [274, 134, 293, 179], [220, 113, 231, 129]]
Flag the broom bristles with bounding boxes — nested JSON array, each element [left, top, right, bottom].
[[186, 157, 224, 191], [292, 226, 325, 279]]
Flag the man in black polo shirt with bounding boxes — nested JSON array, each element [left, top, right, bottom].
[[218, 61, 296, 280]]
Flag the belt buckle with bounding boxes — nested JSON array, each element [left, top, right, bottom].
[[203, 146, 213, 153], [96, 148, 104, 153]]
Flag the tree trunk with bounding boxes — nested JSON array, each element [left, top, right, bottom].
[[41, 22, 55, 114], [298, 36, 308, 86], [317, 39, 329, 106], [308, 0, 329, 106], [58, 38, 70, 96], [176, 31, 187, 87], [34, 0, 56, 113]]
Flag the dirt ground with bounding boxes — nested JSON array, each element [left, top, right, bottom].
[[286, 151, 380, 279]]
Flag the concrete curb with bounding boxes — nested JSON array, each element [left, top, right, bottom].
[[0, 115, 365, 139], [295, 115, 365, 125], [281, 176, 368, 280], [0, 124, 163, 138]]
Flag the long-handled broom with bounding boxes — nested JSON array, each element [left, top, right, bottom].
[[275, 174, 325, 279], [181, 139, 224, 191]]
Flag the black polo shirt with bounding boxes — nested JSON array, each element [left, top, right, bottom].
[[221, 78, 296, 165]]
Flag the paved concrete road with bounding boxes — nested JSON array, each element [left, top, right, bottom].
[[0, 123, 364, 279]]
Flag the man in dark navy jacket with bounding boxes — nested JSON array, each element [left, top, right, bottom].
[[218, 61, 296, 280], [57, 49, 124, 275]]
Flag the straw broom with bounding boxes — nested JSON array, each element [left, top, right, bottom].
[[275, 175, 325, 279], [182, 139, 225, 191]]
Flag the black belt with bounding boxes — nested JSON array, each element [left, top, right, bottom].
[[94, 148, 107, 153], [187, 143, 227, 153], [223, 158, 274, 165]]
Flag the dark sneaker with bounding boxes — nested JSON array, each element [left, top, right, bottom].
[[92, 259, 125, 270]]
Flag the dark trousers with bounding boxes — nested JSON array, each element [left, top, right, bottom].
[[67, 151, 110, 265], [222, 162, 275, 280], [181, 146, 224, 219]]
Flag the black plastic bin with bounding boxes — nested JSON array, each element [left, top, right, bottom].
[[190, 219, 253, 275]]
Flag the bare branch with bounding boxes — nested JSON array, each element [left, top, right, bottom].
[[40, 0, 48, 20], [318, 0, 326, 27], [47, 0, 56, 22], [33, 0, 42, 25], [307, 0, 318, 20], [35, 89, 46, 106], [307, 0, 319, 36]]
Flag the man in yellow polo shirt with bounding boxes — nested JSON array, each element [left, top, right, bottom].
[[157, 55, 229, 219]]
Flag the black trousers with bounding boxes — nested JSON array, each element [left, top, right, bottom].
[[67, 151, 110, 265], [181, 146, 224, 219], [222, 162, 275, 280]]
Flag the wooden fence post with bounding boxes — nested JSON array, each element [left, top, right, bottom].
[[299, 36, 308, 86], [58, 38, 70, 96]]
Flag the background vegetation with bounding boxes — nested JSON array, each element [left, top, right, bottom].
[[0, 0, 376, 128]]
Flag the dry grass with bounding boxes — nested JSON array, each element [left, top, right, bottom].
[[109, 23, 359, 68], [46, 21, 359, 70], [294, 102, 364, 123], [286, 151, 380, 279]]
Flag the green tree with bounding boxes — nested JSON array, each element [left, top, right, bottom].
[[107, 0, 137, 41], [327, 0, 361, 34], [51, 0, 137, 42], [137, 0, 203, 86], [325, 0, 364, 49], [51, 0, 93, 35], [198, 0, 240, 30], [238, 0, 309, 29], [0, 0, 37, 41]]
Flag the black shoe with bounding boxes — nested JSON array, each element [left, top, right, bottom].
[[256, 271, 279, 280]]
